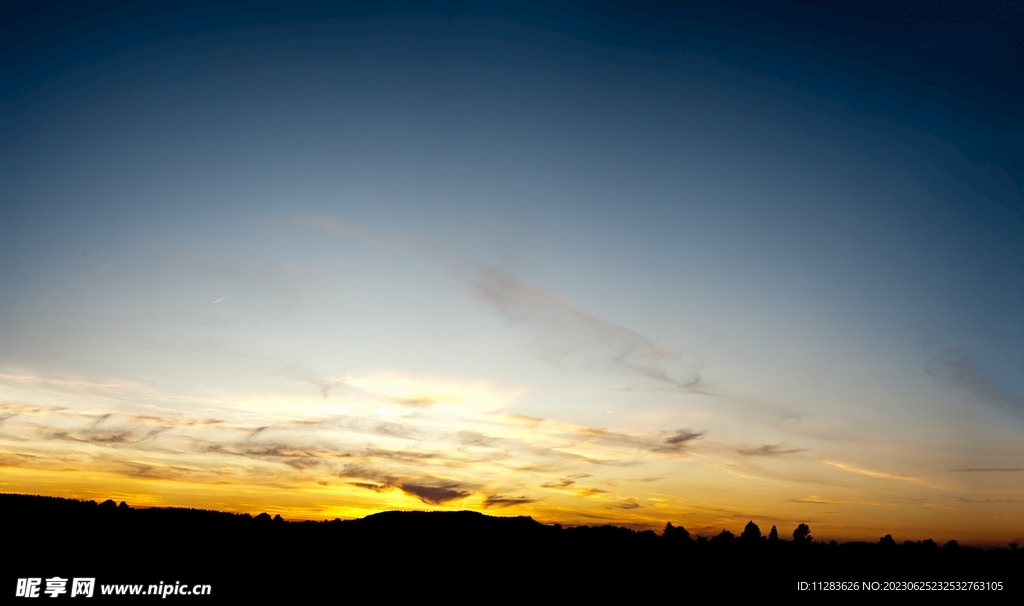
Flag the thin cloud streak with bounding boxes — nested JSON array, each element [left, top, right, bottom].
[[296, 215, 703, 390], [948, 468, 1024, 473], [456, 265, 702, 390], [339, 464, 475, 505], [482, 495, 536, 508], [738, 443, 808, 457], [926, 346, 1024, 423]]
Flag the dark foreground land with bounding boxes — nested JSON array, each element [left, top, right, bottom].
[[3, 494, 1021, 599]]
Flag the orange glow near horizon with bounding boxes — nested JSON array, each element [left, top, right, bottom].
[[2, 370, 1021, 548]]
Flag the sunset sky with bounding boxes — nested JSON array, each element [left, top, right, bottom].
[[1, 1, 1023, 545]]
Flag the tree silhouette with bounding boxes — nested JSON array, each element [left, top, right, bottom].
[[663, 521, 691, 542], [741, 521, 761, 541], [3, 491, 1022, 599], [792, 523, 812, 544]]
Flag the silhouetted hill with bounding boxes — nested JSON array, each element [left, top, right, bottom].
[[3, 494, 1020, 598]]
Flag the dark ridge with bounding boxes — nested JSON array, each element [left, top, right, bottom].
[[3, 494, 1021, 597]]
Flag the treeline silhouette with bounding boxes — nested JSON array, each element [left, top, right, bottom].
[[4, 494, 1020, 597]]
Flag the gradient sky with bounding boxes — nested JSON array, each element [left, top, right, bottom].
[[2, 1, 1023, 545]]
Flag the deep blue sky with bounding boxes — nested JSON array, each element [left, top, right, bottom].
[[1, 1, 1022, 540]]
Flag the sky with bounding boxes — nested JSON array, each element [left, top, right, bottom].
[[1, 0, 1023, 545]]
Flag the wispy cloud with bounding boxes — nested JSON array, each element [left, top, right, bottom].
[[339, 465, 475, 504], [0, 451, 41, 467], [541, 474, 589, 490], [296, 216, 702, 390], [822, 460, 931, 486], [457, 265, 701, 389], [658, 430, 705, 452], [48, 426, 169, 446], [396, 483, 472, 505], [823, 460, 903, 479], [118, 461, 199, 480], [926, 346, 1024, 422], [0, 373, 152, 401], [610, 499, 640, 510], [948, 468, 1024, 472], [482, 495, 536, 508], [788, 496, 846, 504], [126, 414, 225, 429], [572, 427, 705, 455], [737, 443, 807, 457]]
